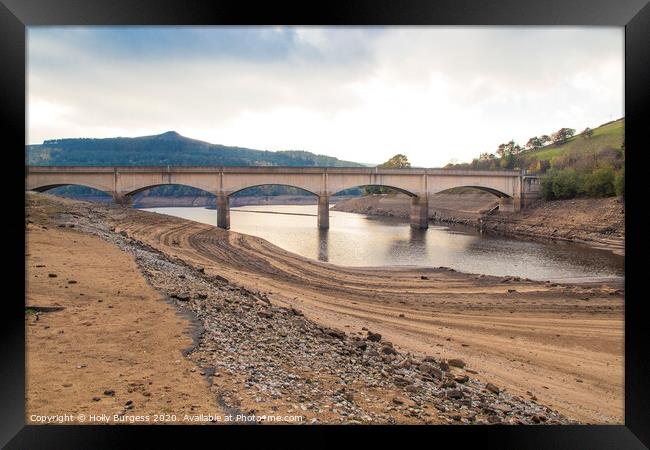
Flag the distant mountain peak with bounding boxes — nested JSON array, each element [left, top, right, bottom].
[[158, 131, 182, 138]]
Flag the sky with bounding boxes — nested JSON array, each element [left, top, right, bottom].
[[27, 26, 624, 167]]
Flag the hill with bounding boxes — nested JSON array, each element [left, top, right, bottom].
[[445, 118, 625, 200], [26, 131, 365, 167], [26, 131, 366, 199], [516, 118, 624, 171]]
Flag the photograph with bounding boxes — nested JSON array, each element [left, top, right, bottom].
[[22, 24, 627, 427]]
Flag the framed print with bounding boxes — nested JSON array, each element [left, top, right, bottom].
[[2, 0, 649, 448]]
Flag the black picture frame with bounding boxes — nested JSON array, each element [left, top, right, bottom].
[[2, 0, 649, 448]]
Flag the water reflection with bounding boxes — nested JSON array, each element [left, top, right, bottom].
[[141, 205, 624, 282]]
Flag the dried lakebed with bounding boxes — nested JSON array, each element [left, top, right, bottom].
[[31, 194, 574, 425]]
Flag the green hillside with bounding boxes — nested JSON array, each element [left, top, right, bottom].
[[517, 118, 624, 170], [445, 118, 625, 200]]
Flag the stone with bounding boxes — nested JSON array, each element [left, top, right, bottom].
[[326, 329, 346, 340], [448, 359, 465, 368], [173, 293, 191, 302], [439, 361, 450, 371], [419, 363, 443, 379], [92, 397, 101, 401], [446, 389, 463, 399], [353, 340, 367, 351], [486, 383, 500, 394], [366, 332, 382, 342], [381, 346, 397, 355], [104, 389, 115, 396], [487, 415, 501, 424], [455, 375, 469, 384], [48, 273, 57, 278]]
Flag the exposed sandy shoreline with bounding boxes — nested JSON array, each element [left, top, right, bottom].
[[26, 193, 624, 424]]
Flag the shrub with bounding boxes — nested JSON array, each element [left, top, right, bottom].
[[615, 168, 624, 197], [584, 167, 616, 197], [552, 169, 580, 199], [540, 171, 556, 200]]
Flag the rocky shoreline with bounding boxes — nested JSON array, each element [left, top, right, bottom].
[[36, 194, 572, 425]]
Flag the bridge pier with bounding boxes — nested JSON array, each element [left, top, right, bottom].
[[410, 195, 429, 229], [498, 196, 521, 213], [318, 195, 330, 229], [112, 192, 132, 206], [216, 194, 230, 229]]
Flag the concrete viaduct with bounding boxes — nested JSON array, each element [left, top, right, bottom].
[[26, 166, 540, 229]]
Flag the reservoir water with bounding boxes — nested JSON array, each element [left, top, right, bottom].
[[141, 204, 624, 282]]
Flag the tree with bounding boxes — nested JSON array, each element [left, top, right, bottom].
[[496, 140, 523, 158], [379, 154, 411, 168], [581, 127, 594, 139], [366, 154, 411, 194], [551, 128, 576, 144], [525, 136, 546, 150]]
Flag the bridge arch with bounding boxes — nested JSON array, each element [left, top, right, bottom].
[[228, 183, 319, 198], [122, 183, 217, 199], [28, 183, 113, 197], [431, 185, 512, 198], [330, 184, 418, 198]]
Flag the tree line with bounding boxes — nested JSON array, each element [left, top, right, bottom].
[[445, 122, 624, 200]]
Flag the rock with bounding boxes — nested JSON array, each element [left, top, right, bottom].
[[448, 359, 465, 368], [353, 340, 367, 351], [392, 397, 404, 405], [439, 361, 450, 372], [258, 310, 273, 319], [423, 356, 436, 363], [197, 267, 205, 273], [125, 400, 133, 406], [487, 415, 501, 424], [446, 389, 463, 399], [119, 231, 128, 237], [419, 363, 443, 379], [420, 276, 429, 280], [68, 280, 78, 284], [507, 289, 517, 293], [196, 293, 208, 299], [92, 396, 101, 401], [104, 389, 115, 396], [366, 332, 382, 342], [381, 346, 397, 355], [326, 329, 346, 340], [455, 375, 469, 384], [48, 273, 57, 278], [173, 293, 191, 302], [486, 383, 500, 394]]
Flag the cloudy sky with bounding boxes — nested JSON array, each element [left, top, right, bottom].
[[27, 26, 623, 167]]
